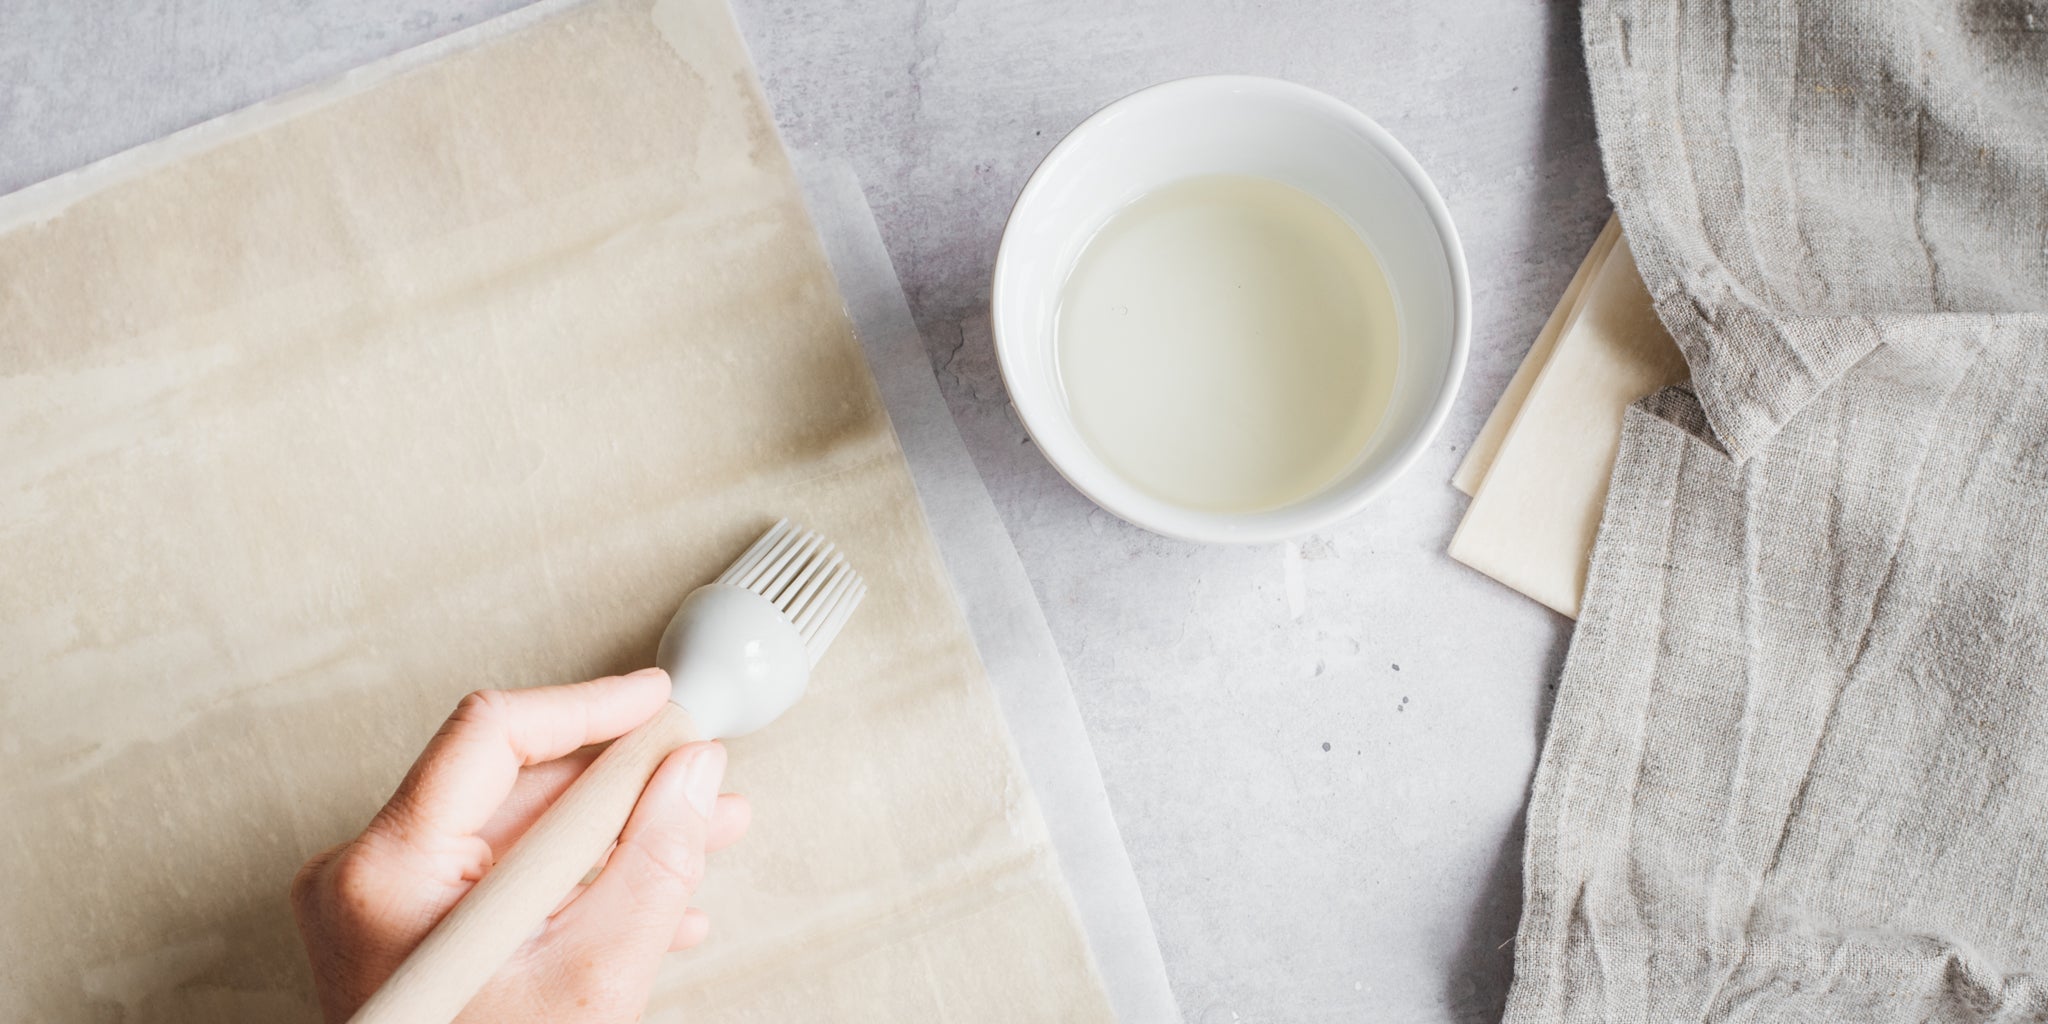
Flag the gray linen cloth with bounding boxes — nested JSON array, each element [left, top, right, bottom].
[[1506, 2, 2048, 1021]]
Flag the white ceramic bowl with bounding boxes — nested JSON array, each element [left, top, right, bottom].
[[992, 75, 1470, 544]]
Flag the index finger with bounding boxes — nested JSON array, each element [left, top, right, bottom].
[[374, 668, 673, 845]]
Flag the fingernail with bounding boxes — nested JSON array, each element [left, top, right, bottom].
[[683, 743, 726, 818], [626, 667, 668, 683]]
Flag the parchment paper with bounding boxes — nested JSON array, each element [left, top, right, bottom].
[[796, 154, 1180, 1024], [0, 1, 1117, 1019]]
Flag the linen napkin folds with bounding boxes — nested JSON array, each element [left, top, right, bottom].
[[1507, 2, 2048, 1020]]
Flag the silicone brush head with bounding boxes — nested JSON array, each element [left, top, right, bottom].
[[714, 518, 868, 666], [656, 518, 867, 737]]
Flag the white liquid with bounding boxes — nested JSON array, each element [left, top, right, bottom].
[[1055, 175, 1401, 514]]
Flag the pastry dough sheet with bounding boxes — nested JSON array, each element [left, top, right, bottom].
[[0, 1, 1114, 1020], [1448, 235, 1686, 618], [1451, 215, 1621, 496]]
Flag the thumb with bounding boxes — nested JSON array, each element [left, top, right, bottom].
[[542, 742, 725, 979]]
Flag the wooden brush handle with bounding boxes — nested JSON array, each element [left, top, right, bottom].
[[348, 700, 698, 1024]]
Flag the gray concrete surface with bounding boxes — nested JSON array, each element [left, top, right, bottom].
[[1, 2, 1608, 1020]]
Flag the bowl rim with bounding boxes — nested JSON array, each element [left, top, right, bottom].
[[990, 74, 1471, 545]]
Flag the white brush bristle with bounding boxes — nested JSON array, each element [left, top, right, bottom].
[[716, 518, 867, 665]]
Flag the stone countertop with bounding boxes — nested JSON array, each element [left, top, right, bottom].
[[1, 1, 1606, 1020]]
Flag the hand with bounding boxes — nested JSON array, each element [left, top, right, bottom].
[[290, 669, 751, 1023]]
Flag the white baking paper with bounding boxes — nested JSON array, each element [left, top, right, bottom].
[[794, 154, 1182, 1023]]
